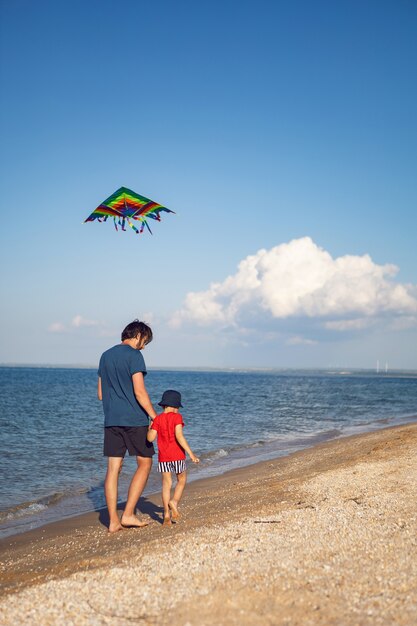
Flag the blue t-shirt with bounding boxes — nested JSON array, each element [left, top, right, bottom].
[[98, 344, 148, 427]]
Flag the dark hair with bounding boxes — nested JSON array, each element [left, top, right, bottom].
[[121, 320, 153, 344]]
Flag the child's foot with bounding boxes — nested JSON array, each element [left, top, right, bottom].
[[120, 514, 150, 529], [162, 515, 172, 526], [168, 500, 180, 520]]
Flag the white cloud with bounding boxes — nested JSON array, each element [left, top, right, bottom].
[[48, 322, 68, 333], [388, 316, 417, 331], [48, 315, 102, 334], [286, 336, 318, 346], [324, 318, 375, 331], [71, 315, 99, 328], [173, 237, 417, 338], [141, 311, 156, 325]]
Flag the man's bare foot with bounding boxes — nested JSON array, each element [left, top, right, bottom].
[[120, 514, 150, 528], [108, 521, 123, 534], [168, 500, 180, 520], [163, 516, 172, 526]]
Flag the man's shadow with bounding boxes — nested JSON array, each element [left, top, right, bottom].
[[86, 483, 164, 529]]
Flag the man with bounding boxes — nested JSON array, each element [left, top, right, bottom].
[[98, 320, 157, 533]]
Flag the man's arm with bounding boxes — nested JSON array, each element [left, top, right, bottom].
[[132, 372, 157, 419], [97, 376, 102, 401]]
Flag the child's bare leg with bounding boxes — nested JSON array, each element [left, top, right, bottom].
[[161, 472, 172, 525], [169, 471, 187, 520]]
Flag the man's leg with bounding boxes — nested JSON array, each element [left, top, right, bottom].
[[104, 456, 124, 533], [121, 456, 152, 527]]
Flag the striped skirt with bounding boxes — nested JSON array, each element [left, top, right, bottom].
[[158, 459, 187, 474]]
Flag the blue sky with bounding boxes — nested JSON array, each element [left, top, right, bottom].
[[1, 0, 416, 369]]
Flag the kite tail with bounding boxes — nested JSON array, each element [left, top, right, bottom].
[[144, 220, 153, 235], [122, 218, 126, 231], [127, 218, 140, 234], [113, 217, 118, 231]]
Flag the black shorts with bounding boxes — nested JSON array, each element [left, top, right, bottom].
[[104, 426, 155, 458]]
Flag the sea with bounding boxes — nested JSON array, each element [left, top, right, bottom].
[[0, 366, 416, 539]]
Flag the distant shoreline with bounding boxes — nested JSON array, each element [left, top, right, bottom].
[[1, 363, 417, 376]]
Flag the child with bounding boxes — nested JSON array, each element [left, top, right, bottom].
[[147, 389, 199, 525]]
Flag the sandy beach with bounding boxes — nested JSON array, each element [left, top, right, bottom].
[[0, 422, 416, 625]]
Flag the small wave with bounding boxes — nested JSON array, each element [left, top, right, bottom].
[[0, 492, 65, 523], [197, 430, 345, 467], [203, 448, 229, 463], [8, 503, 48, 520], [210, 448, 229, 459], [375, 417, 391, 424]]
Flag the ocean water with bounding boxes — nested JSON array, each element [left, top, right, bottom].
[[0, 366, 416, 538]]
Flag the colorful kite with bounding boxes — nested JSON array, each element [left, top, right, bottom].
[[84, 186, 174, 235]]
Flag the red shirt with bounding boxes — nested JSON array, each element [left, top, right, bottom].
[[151, 412, 186, 462]]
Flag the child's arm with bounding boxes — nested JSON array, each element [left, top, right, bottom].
[[147, 426, 157, 443], [175, 424, 200, 463]]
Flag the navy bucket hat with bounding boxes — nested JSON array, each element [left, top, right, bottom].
[[158, 389, 183, 408]]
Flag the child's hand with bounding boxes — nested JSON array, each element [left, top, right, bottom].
[[190, 454, 200, 463]]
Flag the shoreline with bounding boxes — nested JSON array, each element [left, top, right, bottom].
[[1, 424, 416, 575], [0, 418, 413, 552], [1, 421, 416, 624], [1, 413, 415, 541]]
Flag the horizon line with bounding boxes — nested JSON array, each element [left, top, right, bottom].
[[1, 363, 417, 374]]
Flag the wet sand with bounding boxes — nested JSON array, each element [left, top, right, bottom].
[[0, 422, 416, 625]]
